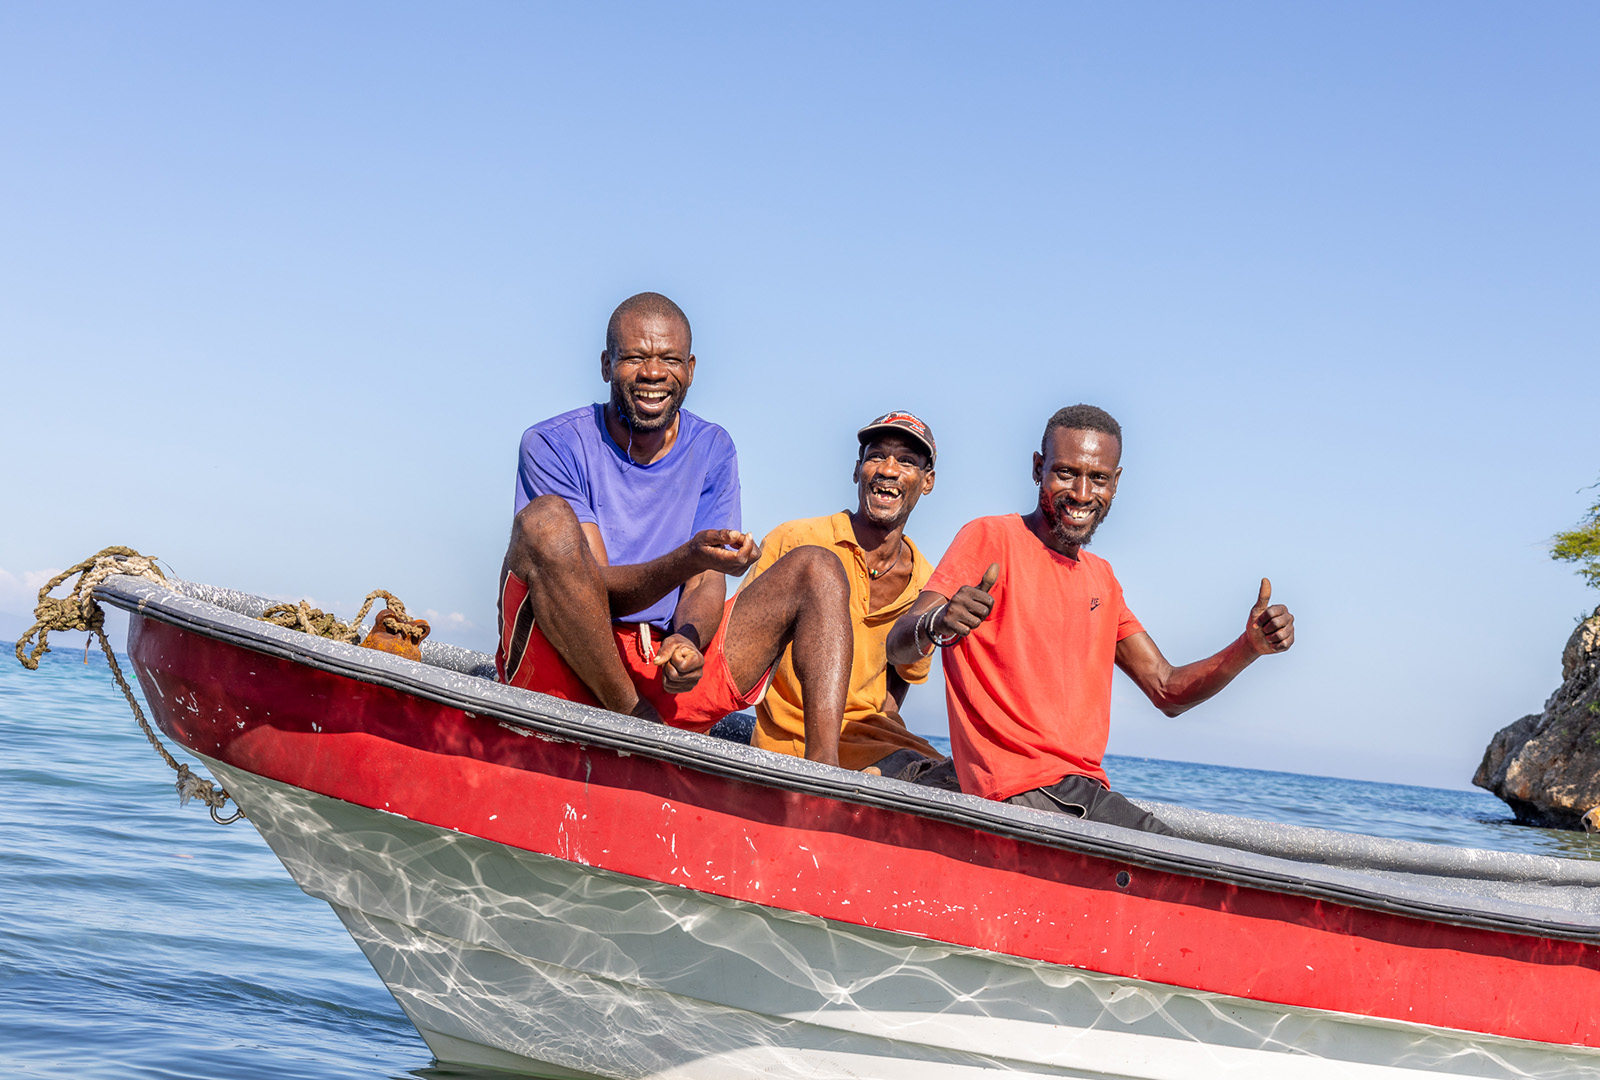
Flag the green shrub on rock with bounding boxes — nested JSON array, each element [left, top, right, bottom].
[[1552, 482, 1600, 591]]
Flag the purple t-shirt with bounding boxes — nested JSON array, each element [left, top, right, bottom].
[[515, 404, 742, 629]]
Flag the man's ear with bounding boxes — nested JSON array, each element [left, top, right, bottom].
[[921, 469, 936, 495], [600, 349, 613, 382], [1032, 451, 1043, 484], [1108, 465, 1123, 497], [852, 460, 862, 485]]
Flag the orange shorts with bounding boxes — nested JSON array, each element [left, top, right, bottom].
[[495, 574, 770, 732]]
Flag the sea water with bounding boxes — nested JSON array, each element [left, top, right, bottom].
[[3, 650, 1595, 1079]]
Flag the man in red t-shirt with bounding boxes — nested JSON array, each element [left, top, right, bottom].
[[886, 404, 1296, 833]]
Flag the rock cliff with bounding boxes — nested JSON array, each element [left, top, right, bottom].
[[1474, 606, 1600, 830]]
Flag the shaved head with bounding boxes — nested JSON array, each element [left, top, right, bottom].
[[606, 292, 691, 358]]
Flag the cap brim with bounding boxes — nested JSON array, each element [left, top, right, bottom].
[[857, 424, 935, 465]]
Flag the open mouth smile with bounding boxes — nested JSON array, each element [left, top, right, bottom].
[[1053, 497, 1100, 527], [867, 482, 903, 511]]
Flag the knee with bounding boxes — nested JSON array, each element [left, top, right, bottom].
[[511, 496, 584, 563], [783, 544, 849, 601]]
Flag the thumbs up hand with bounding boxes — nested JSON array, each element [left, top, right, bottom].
[[1244, 577, 1295, 655], [934, 563, 1001, 643]]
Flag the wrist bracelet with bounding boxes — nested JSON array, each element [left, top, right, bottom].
[[912, 607, 935, 656], [929, 603, 961, 648]]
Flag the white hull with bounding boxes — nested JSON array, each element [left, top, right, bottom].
[[208, 760, 1600, 1080]]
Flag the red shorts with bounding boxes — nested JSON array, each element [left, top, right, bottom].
[[495, 574, 770, 732]]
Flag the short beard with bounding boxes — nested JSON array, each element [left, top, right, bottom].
[[860, 485, 906, 528], [610, 381, 683, 433], [1040, 488, 1110, 548]]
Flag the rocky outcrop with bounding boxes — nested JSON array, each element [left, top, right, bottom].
[[1474, 607, 1600, 830]]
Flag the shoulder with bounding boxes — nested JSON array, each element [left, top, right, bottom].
[[769, 513, 838, 539], [951, 514, 1017, 550], [668, 411, 739, 482], [678, 409, 736, 453], [930, 515, 1012, 587], [523, 405, 600, 451], [1078, 549, 1124, 585], [764, 513, 843, 551]]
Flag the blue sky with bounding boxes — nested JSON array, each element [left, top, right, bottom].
[[3, 3, 1595, 790]]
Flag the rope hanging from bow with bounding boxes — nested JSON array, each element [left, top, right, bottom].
[[13, 547, 244, 824]]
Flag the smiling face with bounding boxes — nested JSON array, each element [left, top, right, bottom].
[[600, 310, 695, 432], [1033, 426, 1122, 553], [853, 433, 935, 530]]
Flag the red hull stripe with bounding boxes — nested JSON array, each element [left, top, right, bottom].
[[131, 616, 1600, 1049]]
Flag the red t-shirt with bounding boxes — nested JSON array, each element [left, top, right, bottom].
[[924, 514, 1145, 801]]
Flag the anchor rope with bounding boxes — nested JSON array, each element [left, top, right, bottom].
[[13, 547, 244, 824]]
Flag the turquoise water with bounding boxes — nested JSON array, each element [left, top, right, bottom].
[[3, 649, 1594, 1078]]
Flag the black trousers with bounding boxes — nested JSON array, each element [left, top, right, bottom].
[[872, 749, 963, 791], [878, 757, 1172, 837], [1006, 774, 1175, 835]]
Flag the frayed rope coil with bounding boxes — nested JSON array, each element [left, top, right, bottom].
[[258, 589, 426, 644], [13, 547, 244, 824]]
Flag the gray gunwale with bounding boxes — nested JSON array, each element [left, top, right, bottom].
[[95, 573, 1600, 946]]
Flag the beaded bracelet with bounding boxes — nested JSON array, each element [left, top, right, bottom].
[[912, 606, 935, 656]]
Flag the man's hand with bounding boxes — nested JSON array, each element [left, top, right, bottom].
[[689, 529, 762, 577], [653, 633, 706, 693], [935, 564, 1000, 640], [1244, 578, 1295, 655]]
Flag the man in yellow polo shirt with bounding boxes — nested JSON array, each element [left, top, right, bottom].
[[742, 412, 952, 781]]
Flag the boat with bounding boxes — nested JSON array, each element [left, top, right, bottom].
[[91, 571, 1600, 1079]]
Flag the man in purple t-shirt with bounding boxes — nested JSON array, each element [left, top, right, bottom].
[[496, 292, 852, 764]]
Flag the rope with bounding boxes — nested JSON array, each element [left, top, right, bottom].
[[13, 547, 244, 825], [14, 546, 162, 670], [258, 600, 363, 644], [258, 589, 427, 644]]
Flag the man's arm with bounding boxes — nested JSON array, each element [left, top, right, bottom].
[[579, 522, 758, 618], [1115, 578, 1295, 717], [887, 590, 947, 668], [652, 568, 729, 693], [886, 565, 999, 668], [885, 668, 911, 712]]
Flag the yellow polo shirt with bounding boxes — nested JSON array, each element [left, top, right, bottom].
[[743, 511, 939, 770]]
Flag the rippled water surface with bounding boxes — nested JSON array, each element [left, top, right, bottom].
[[3, 649, 1594, 1078]]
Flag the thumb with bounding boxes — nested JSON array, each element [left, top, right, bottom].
[[1254, 577, 1272, 610], [977, 563, 1000, 594]]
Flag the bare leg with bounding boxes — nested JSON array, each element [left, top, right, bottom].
[[722, 545, 851, 764], [502, 496, 659, 722]]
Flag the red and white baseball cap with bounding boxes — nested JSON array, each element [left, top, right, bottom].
[[857, 411, 936, 466]]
